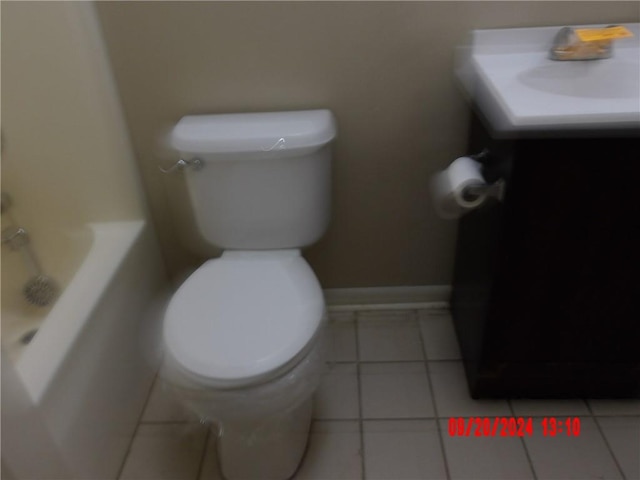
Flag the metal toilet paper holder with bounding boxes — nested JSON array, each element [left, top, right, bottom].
[[465, 149, 506, 203]]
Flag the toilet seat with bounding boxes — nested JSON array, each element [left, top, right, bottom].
[[163, 249, 325, 389]]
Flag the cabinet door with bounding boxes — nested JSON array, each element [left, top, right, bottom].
[[488, 137, 640, 365]]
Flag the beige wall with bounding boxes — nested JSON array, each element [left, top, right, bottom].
[[2, 2, 149, 272], [95, 1, 639, 288]]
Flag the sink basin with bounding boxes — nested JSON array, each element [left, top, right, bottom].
[[518, 60, 639, 99], [457, 23, 640, 132]]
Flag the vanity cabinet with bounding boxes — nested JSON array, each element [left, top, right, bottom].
[[451, 112, 640, 398]]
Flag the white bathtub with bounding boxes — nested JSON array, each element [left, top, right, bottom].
[[1, 220, 167, 479], [1, 224, 92, 363]]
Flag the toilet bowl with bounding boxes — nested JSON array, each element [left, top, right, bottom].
[[162, 251, 327, 480], [162, 250, 327, 401], [159, 110, 336, 480]]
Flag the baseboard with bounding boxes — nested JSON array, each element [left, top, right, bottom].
[[323, 285, 451, 312]]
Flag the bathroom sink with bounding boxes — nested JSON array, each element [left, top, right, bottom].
[[457, 23, 640, 132], [518, 59, 639, 99]]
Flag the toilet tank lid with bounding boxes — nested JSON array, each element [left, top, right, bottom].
[[170, 109, 337, 154]]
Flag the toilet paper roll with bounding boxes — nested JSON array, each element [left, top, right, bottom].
[[430, 156, 487, 219]]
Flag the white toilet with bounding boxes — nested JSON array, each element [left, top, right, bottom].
[[160, 110, 337, 480]]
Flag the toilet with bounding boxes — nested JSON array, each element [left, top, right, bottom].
[[160, 110, 337, 480]]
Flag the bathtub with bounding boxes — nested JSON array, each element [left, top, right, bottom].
[[1, 220, 167, 479], [2, 223, 93, 364]]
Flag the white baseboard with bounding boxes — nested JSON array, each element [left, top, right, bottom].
[[323, 285, 451, 312]]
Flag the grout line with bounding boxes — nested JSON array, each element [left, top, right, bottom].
[[328, 302, 449, 313], [139, 420, 202, 425], [116, 371, 159, 480], [358, 358, 457, 364], [360, 413, 627, 420], [354, 312, 366, 480], [311, 417, 363, 423], [418, 309, 452, 480], [336, 415, 632, 420], [592, 416, 628, 480], [591, 413, 640, 417], [311, 413, 626, 421], [508, 399, 539, 480]]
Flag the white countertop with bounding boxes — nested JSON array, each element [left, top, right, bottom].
[[456, 24, 640, 133]]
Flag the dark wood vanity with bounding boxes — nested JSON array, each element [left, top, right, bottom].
[[451, 111, 640, 398]]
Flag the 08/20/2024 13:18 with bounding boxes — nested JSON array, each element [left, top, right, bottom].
[[448, 417, 581, 437]]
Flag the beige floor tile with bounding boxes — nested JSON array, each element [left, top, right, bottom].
[[596, 416, 640, 480], [428, 361, 510, 418], [418, 310, 461, 360], [510, 399, 590, 417], [314, 363, 360, 419], [524, 417, 623, 479], [119, 423, 208, 480], [142, 377, 198, 423], [360, 363, 434, 419], [363, 420, 447, 480], [294, 421, 362, 480], [588, 399, 640, 416], [441, 419, 534, 479], [357, 311, 423, 361], [327, 312, 357, 362]]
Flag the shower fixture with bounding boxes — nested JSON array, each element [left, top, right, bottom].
[[2, 225, 59, 307]]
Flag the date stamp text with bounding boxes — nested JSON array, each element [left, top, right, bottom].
[[447, 417, 581, 437]]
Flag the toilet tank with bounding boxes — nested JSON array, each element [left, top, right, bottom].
[[170, 110, 336, 250]]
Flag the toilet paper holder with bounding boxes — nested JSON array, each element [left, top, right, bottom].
[[462, 180, 505, 203], [465, 149, 506, 203]]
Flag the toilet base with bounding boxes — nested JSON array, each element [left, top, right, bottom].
[[216, 398, 313, 480], [161, 324, 328, 479]]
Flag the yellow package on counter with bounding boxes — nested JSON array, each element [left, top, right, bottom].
[[575, 25, 634, 42]]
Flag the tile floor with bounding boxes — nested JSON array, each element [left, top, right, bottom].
[[119, 308, 640, 480]]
